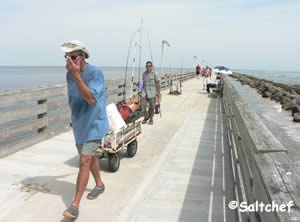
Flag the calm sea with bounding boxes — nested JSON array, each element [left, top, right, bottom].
[[0, 66, 299, 92], [234, 69, 300, 86], [0, 66, 193, 92]]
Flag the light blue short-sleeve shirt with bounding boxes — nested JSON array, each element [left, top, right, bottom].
[[66, 64, 109, 145]]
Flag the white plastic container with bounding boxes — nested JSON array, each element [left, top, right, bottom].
[[107, 103, 126, 131]]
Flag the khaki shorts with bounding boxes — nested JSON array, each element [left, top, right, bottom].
[[76, 140, 101, 156]]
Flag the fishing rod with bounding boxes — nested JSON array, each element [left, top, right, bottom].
[[146, 31, 154, 67], [146, 30, 164, 117], [124, 20, 143, 102], [123, 30, 138, 102], [130, 40, 138, 99], [138, 19, 143, 83]]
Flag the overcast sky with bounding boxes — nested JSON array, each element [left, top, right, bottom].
[[1, 0, 300, 70]]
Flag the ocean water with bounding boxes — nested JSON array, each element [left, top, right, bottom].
[[235, 69, 300, 85], [0, 66, 193, 92], [0, 67, 299, 92]]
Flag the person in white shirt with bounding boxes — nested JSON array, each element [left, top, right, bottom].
[[206, 76, 221, 93]]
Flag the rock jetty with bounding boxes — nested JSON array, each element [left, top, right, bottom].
[[229, 73, 300, 122]]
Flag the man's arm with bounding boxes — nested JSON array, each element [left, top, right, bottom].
[[73, 75, 96, 105], [155, 73, 160, 95], [141, 72, 146, 96], [66, 59, 96, 105], [156, 80, 160, 95]]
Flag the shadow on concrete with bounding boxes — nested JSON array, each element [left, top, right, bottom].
[[207, 93, 219, 99], [19, 174, 90, 206], [178, 97, 238, 222], [19, 174, 93, 221], [64, 156, 79, 168], [20, 174, 91, 222], [196, 91, 220, 98]]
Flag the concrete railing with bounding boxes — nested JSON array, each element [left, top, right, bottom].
[[223, 75, 300, 222], [0, 72, 195, 158]]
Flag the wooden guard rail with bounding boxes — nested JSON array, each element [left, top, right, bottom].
[[0, 72, 195, 157], [223, 75, 300, 222]]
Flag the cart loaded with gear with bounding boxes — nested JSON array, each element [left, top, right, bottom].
[[96, 103, 142, 172]]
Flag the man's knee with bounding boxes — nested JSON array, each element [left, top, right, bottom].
[[80, 155, 92, 169]]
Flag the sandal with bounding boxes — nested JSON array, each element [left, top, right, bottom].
[[63, 206, 79, 220], [87, 183, 105, 200]]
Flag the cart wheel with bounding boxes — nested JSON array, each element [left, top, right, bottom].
[[127, 140, 138, 158], [108, 153, 120, 172]]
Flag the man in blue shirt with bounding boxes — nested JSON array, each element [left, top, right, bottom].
[[61, 40, 108, 220]]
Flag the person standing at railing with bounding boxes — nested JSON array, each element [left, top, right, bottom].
[[207, 67, 212, 79], [141, 61, 160, 125], [61, 40, 108, 220], [202, 66, 209, 91], [195, 64, 201, 77], [206, 75, 221, 93]]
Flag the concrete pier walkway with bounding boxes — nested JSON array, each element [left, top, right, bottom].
[[0, 79, 237, 222]]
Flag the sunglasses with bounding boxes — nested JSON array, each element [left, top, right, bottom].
[[65, 55, 81, 60]]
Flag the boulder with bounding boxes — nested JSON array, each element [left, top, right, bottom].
[[229, 73, 300, 123], [282, 101, 296, 111], [258, 85, 269, 93], [262, 91, 272, 98], [293, 112, 300, 122], [271, 90, 284, 102], [268, 87, 278, 95], [296, 96, 300, 106], [292, 106, 300, 116], [280, 96, 291, 105], [249, 81, 256, 88], [288, 94, 297, 100]]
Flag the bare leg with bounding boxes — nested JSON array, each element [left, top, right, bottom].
[[71, 155, 92, 208], [90, 156, 103, 187]]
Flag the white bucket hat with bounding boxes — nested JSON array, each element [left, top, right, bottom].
[[61, 40, 90, 58]]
